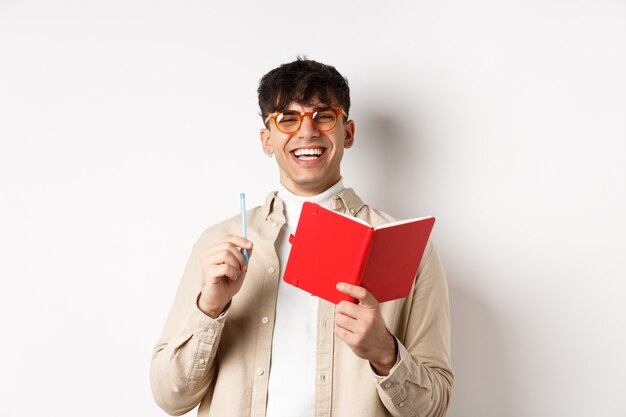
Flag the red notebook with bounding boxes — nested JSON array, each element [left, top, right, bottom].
[[283, 202, 435, 304]]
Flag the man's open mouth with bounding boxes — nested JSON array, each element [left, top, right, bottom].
[[292, 148, 325, 161]]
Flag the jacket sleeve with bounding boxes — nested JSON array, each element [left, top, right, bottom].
[[150, 238, 226, 416], [374, 243, 454, 417]]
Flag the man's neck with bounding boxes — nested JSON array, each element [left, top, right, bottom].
[[278, 178, 345, 204]]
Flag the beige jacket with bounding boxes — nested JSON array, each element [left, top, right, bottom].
[[151, 188, 453, 417]]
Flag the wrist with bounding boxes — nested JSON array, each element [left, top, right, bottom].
[[197, 295, 226, 319], [370, 335, 398, 376]]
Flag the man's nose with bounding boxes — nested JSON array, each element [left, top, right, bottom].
[[297, 115, 320, 138]]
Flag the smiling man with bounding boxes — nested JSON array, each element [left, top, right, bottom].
[[151, 58, 453, 417], [261, 103, 352, 196]]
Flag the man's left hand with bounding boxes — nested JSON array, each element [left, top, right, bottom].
[[334, 282, 398, 376]]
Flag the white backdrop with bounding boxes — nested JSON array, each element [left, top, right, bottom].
[[1, 1, 625, 416]]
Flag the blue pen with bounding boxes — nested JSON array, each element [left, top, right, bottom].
[[240, 193, 249, 263]]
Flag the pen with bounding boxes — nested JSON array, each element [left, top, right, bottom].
[[240, 193, 249, 263]]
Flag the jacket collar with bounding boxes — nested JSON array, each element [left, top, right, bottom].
[[262, 187, 366, 222]]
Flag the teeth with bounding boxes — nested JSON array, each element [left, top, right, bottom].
[[294, 148, 323, 157]]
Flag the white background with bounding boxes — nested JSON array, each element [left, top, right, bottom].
[[1, 1, 625, 416]]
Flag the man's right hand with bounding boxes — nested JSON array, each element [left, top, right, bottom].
[[198, 235, 253, 319]]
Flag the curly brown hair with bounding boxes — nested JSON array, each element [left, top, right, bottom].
[[257, 57, 351, 124]]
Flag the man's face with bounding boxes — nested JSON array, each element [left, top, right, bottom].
[[260, 99, 355, 196]]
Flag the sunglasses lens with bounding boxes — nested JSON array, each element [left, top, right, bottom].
[[275, 111, 301, 133], [312, 110, 337, 131]]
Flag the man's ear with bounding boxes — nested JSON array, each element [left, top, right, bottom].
[[343, 119, 355, 149], [260, 128, 272, 155]]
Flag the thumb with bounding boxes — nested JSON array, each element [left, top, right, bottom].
[[336, 283, 378, 307]]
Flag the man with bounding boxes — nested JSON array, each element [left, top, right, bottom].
[[151, 58, 453, 417]]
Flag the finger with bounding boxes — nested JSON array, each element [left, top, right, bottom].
[[200, 243, 246, 269], [241, 244, 254, 263], [334, 325, 357, 344], [336, 283, 378, 307], [227, 236, 254, 263], [201, 243, 248, 268], [335, 300, 365, 320], [202, 251, 242, 275], [219, 235, 254, 251], [203, 246, 245, 268], [200, 240, 245, 258], [224, 244, 248, 268], [334, 310, 359, 334], [204, 263, 241, 282]]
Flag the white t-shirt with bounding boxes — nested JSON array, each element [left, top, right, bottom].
[[265, 179, 345, 417]]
